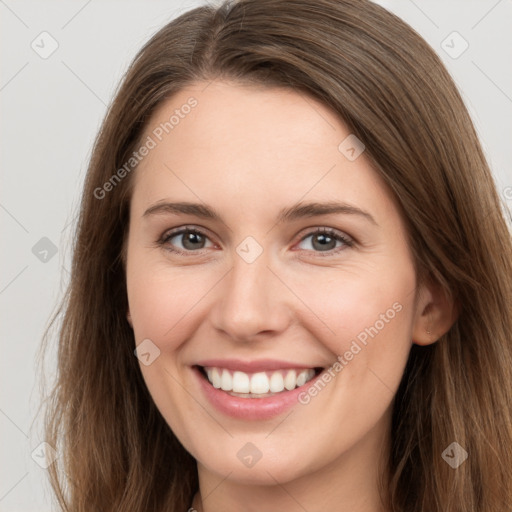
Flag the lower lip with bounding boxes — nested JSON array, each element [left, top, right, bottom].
[[193, 366, 323, 421]]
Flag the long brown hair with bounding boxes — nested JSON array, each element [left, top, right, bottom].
[[40, 0, 512, 510]]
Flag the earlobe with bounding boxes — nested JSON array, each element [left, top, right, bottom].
[[412, 280, 458, 346], [126, 310, 133, 328]]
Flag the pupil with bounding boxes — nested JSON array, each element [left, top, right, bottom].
[[313, 233, 335, 251], [183, 232, 204, 250]]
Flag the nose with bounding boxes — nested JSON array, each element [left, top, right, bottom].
[[210, 252, 293, 343]]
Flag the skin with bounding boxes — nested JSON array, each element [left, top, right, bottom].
[[125, 80, 454, 512]]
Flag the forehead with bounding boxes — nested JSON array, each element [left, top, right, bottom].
[[130, 80, 395, 223], [140, 80, 347, 161]]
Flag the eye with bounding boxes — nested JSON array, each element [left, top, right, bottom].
[[158, 226, 353, 256], [160, 227, 215, 253], [296, 228, 353, 254]]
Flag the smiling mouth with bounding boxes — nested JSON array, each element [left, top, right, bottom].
[[196, 365, 323, 398]]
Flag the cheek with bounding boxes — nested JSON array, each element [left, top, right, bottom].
[[290, 258, 416, 379], [126, 259, 212, 440], [126, 257, 214, 346]]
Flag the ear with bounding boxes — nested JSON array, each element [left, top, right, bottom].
[[126, 310, 133, 328], [412, 279, 458, 346]]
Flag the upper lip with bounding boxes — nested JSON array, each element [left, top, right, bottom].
[[194, 359, 323, 373]]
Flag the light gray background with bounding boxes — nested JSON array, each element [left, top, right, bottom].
[[1, 1, 511, 510]]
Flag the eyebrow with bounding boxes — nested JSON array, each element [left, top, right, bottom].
[[143, 200, 377, 226]]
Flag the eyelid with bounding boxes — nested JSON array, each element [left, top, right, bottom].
[[296, 226, 354, 243], [159, 225, 217, 252], [293, 227, 354, 255], [160, 225, 212, 243]]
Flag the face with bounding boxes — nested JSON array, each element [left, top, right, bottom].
[[125, 80, 423, 486]]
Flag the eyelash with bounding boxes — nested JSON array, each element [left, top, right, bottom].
[[158, 225, 354, 257]]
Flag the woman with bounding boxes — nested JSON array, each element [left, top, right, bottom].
[[42, 0, 512, 510]]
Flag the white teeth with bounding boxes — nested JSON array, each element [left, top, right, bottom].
[[269, 372, 285, 393], [203, 366, 317, 396], [232, 371, 250, 393], [211, 368, 221, 389], [284, 370, 297, 391], [296, 370, 308, 387], [250, 372, 270, 394], [220, 369, 232, 391]]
